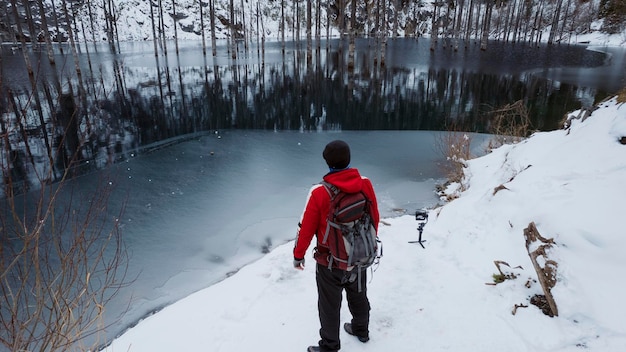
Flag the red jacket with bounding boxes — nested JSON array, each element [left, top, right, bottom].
[[293, 168, 380, 267]]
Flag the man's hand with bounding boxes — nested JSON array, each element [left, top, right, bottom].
[[293, 257, 305, 270]]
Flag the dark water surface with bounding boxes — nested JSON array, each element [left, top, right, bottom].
[[1, 38, 625, 193]]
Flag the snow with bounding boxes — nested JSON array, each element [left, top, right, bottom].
[[104, 97, 626, 351]]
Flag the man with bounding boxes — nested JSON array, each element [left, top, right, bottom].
[[293, 140, 380, 352]]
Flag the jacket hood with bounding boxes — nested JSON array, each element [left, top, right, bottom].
[[322, 168, 364, 193]]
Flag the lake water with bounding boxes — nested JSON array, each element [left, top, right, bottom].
[[2, 39, 625, 195]]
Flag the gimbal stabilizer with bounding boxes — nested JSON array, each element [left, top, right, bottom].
[[409, 210, 429, 248]]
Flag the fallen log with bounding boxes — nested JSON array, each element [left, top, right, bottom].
[[523, 222, 558, 317]]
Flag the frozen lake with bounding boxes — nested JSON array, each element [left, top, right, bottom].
[[86, 129, 488, 342]]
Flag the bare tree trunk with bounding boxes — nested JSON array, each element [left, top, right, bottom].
[[503, 0, 515, 42], [10, 0, 54, 174], [62, 0, 91, 137], [79, 15, 100, 105], [513, 0, 525, 43], [307, 0, 312, 66], [39, 0, 63, 93], [8, 84, 38, 182], [480, 0, 493, 51], [365, 0, 372, 37], [200, 0, 207, 55], [210, 0, 217, 56], [474, 0, 481, 42], [374, 0, 381, 65], [375, 0, 381, 40], [350, 0, 357, 37], [548, 0, 564, 44], [248, 1, 255, 51], [230, 0, 236, 59], [504, 0, 513, 42], [240, 0, 248, 50], [454, 0, 465, 51], [464, 0, 474, 45], [338, 0, 345, 40], [7, 88, 36, 182], [85, 0, 97, 43], [585, 0, 596, 33], [559, 0, 572, 43], [0, 91, 24, 196], [295, 0, 300, 44], [172, 0, 180, 54], [154, 56, 166, 113], [108, 0, 118, 52], [260, 1, 266, 50], [50, 0, 63, 51], [315, 0, 321, 50], [521, 0, 532, 43], [71, 2, 81, 46], [255, 1, 260, 48], [150, 0, 159, 56], [23, 0, 39, 46], [103, 0, 116, 52], [2, 1, 16, 44], [380, 0, 388, 67], [281, 0, 285, 50], [393, 0, 399, 37], [163, 63, 174, 127], [325, 0, 330, 51], [430, 0, 439, 51], [102, 0, 110, 46], [111, 0, 121, 51], [175, 58, 188, 132], [534, 3, 544, 46], [158, 0, 168, 56], [35, 0, 56, 64], [348, 0, 357, 71]]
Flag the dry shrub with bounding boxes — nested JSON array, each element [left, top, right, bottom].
[[434, 123, 473, 187], [0, 96, 130, 350], [617, 86, 626, 103], [0, 172, 129, 351], [486, 100, 532, 150]]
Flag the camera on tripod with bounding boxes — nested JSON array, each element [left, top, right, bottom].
[[409, 210, 429, 248], [415, 210, 428, 222]]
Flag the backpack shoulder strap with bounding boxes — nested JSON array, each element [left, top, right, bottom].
[[321, 181, 340, 199], [320, 181, 342, 245]]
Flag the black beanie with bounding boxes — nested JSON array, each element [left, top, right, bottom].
[[323, 140, 351, 169]]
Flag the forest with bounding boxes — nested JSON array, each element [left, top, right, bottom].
[[1, 0, 625, 53]]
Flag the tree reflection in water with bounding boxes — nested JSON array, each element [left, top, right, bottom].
[[0, 38, 622, 192]]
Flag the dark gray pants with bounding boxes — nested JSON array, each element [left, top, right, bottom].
[[316, 263, 370, 352]]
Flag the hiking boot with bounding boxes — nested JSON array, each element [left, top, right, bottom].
[[344, 323, 370, 343], [306, 346, 320, 352]]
